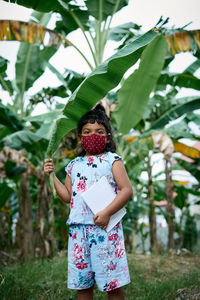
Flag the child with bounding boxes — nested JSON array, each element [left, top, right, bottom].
[[44, 104, 133, 300]]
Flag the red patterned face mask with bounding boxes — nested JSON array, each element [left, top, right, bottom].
[[81, 134, 107, 155]]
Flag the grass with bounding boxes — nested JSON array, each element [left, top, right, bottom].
[[0, 253, 200, 300]]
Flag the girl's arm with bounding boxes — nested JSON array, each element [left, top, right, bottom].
[[93, 160, 133, 229], [53, 173, 72, 203], [44, 159, 72, 203]]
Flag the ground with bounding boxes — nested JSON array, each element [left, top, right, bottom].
[[0, 251, 200, 299]]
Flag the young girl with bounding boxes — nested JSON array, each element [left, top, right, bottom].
[[44, 104, 133, 300]]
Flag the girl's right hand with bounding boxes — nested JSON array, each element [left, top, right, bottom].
[[44, 158, 54, 176]]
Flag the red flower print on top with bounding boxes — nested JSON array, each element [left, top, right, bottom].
[[107, 279, 120, 291], [108, 233, 118, 241], [72, 233, 77, 240], [76, 262, 88, 270], [88, 156, 95, 163], [77, 180, 87, 193], [70, 197, 74, 209]]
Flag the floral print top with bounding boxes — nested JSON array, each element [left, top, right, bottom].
[[65, 152, 122, 225]]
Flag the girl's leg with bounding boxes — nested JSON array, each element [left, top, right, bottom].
[[77, 286, 94, 300], [107, 287, 125, 300]]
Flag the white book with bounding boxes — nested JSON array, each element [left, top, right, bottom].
[[82, 176, 126, 232]]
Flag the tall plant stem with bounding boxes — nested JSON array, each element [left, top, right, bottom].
[[70, 41, 94, 71], [0, 75, 12, 95], [68, 9, 98, 67]]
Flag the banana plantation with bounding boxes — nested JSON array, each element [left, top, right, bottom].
[[0, 0, 200, 262]]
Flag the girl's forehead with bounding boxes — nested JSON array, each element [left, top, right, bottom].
[[82, 121, 105, 130]]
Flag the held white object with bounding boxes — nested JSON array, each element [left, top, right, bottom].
[[82, 176, 126, 232]]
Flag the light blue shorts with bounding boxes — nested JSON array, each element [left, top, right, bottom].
[[67, 223, 130, 292]]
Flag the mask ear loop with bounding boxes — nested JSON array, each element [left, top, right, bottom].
[[106, 132, 111, 144]]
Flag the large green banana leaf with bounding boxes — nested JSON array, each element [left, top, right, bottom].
[[150, 96, 200, 129], [184, 58, 200, 74], [163, 121, 199, 140], [186, 112, 200, 126], [85, 0, 128, 20], [0, 56, 13, 95], [1, 130, 48, 154], [114, 34, 168, 134], [157, 73, 200, 91], [0, 102, 24, 132], [46, 30, 158, 157], [176, 158, 200, 182], [15, 44, 57, 95], [2, 0, 61, 12]]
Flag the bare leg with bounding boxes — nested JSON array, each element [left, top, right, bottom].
[[77, 286, 94, 300], [107, 287, 125, 300]]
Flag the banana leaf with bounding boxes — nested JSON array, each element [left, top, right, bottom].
[[114, 34, 168, 134], [176, 158, 200, 182], [163, 121, 199, 140], [108, 22, 141, 42], [0, 102, 25, 132], [2, 0, 61, 12], [157, 73, 200, 91], [25, 110, 63, 122], [1, 130, 48, 153], [151, 96, 200, 129], [0, 56, 13, 95], [184, 58, 200, 74], [186, 112, 200, 126], [86, 0, 129, 20], [166, 30, 200, 55], [15, 44, 57, 97], [5, 160, 27, 178], [0, 182, 14, 209], [46, 30, 158, 157], [0, 20, 71, 47]]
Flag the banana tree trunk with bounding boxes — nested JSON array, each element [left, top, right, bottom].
[[21, 172, 34, 259], [165, 159, 175, 250], [147, 156, 157, 252], [36, 168, 52, 258]]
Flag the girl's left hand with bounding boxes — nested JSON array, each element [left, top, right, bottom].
[[93, 210, 110, 230]]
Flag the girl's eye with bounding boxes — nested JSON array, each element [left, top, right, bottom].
[[97, 130, 105, 134]]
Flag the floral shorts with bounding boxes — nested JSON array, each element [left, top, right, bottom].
[[67, 223, 130, 292]]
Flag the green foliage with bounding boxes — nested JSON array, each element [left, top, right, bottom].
[[0, 56, 13, 95], [1, 130, 48, 155], [46, 30, 157, 156], [114, 34, 168, 133], [158, 73, 200, 91], [182, 211, 198, 251], [108, 22, 141, 42], [0, 255, 200, 299], [176, 158, 200, 182], [2, 0, 61, 12], [0, 182, 14, 209], [150, 96, 200, 129], [86, 0, 129, 20], [15, 44, 57, 97], [0, 102, 24, 132]]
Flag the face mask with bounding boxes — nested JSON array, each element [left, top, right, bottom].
[[81, 134, 107, 155]]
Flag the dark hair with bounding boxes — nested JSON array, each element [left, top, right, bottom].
[[77, 104, 116, 156]]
